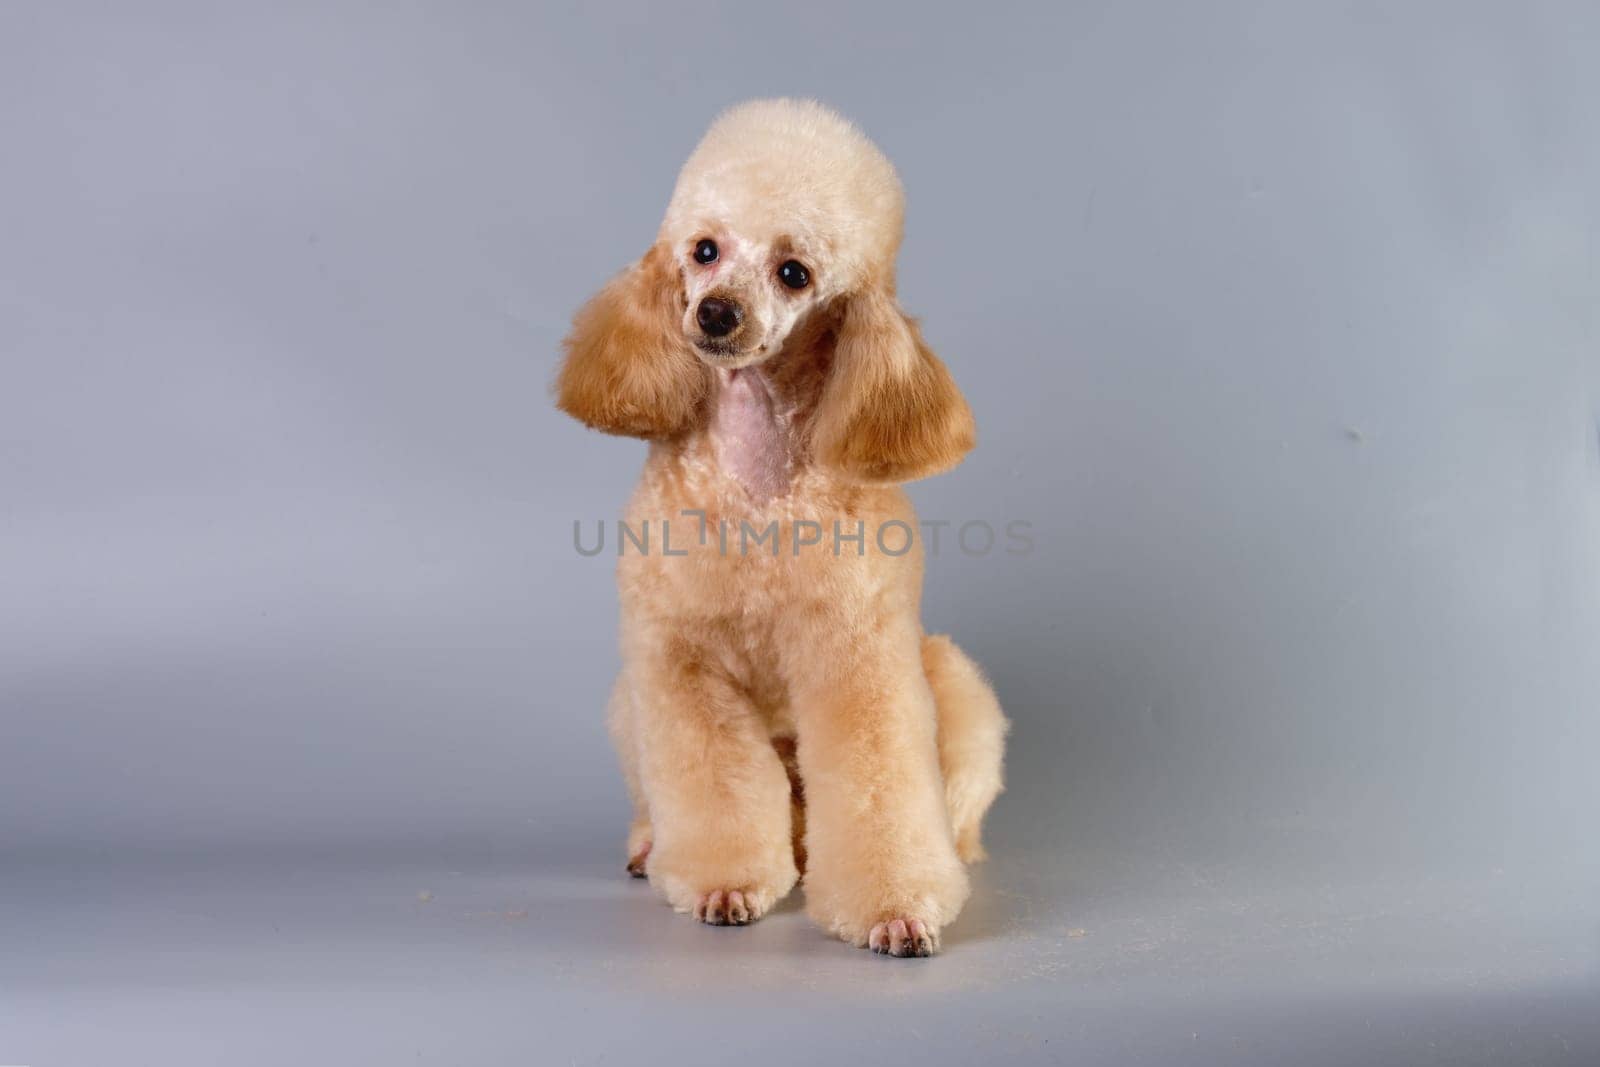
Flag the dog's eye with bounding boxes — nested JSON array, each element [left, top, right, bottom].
[[693, 239, 719, 265], [778, 260, 810, 290]]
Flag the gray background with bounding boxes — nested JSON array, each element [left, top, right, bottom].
[[3, 2, 1598, 1064]]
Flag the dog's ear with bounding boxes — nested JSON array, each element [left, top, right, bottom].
[[811, 288, 975, 484], [556, 243, 710, 439]]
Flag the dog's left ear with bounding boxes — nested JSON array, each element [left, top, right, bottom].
[[555, 243, 709, 439], [811, 288, 976, 484]]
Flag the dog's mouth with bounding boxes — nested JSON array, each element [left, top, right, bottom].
[[692, 337, 767, 363], [693, 337, 741, 357]]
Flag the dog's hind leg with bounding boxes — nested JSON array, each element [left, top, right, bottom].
[[923, 635, 1009, 863], [606, 675, 653, 877]]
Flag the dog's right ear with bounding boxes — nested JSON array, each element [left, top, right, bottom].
[[555, 243, 710, 439]]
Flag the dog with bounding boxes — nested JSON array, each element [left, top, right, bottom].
[[555, 99, 1007, 957]]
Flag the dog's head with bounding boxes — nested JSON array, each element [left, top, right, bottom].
[[556, 99, 973, 484], [659, 98, 904, 366]]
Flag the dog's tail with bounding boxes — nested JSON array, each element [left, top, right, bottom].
[[922, 634, 1009, 862]]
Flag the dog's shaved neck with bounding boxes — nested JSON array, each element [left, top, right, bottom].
[[708, 367, 793, 502]]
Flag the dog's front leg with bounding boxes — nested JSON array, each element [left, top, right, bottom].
[[624, 623, 799, 925], [782, 609, 970, 957]]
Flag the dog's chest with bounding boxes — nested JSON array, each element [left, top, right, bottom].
[[707, 369, 794, 502]]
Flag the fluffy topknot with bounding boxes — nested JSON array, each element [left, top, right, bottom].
[[660, 99, 905, 289]]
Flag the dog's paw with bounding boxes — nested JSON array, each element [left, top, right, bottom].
[[690, 887, 775, 926], [624, 821, 652, 878], [868, 917, 939, 958], [649, 844, 798, 924]]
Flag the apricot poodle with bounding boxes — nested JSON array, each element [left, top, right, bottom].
[[555, 99, 1007, 957]]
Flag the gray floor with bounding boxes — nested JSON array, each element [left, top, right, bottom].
[[5, 837, 1596, 1066]]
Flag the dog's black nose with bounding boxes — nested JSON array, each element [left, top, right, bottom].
[[696, 296, 742, 338]]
